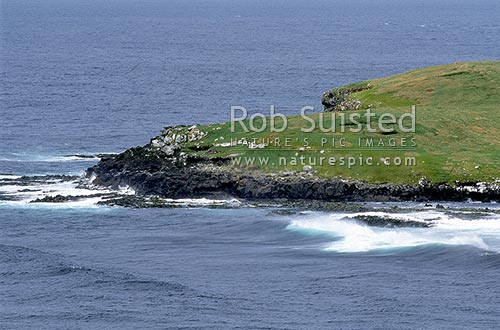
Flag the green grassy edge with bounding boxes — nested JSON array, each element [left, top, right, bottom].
[[164, 61, 500, 185]]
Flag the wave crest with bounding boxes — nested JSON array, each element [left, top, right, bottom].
[[287, 211, 499, 253]]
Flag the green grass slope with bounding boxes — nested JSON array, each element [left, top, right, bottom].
[[173, 62, 500, 184]]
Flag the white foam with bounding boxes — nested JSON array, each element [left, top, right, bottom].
[[435, 216, 500, 232], [0, 153, 100, 163], [3, 197, 107, 209], [0, 175, 239, 209], [287, 212, 496, 253], [58, 155, 101, 162], [0, 174, 22, 180], [0, 176, 134, 208], [347, 210, 444, 223]]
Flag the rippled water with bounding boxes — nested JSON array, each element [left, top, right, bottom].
[[1, 0, 500, 329], [2, 200, 500, 329]]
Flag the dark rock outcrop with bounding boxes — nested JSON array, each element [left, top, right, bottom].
[[85, 144, 500, 203], [321, 84, 372, 112], [350, 215, 431, 228]]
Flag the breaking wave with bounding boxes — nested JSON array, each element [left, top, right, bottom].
[[287, 211, 500, 253]]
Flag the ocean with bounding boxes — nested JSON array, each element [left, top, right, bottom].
[[1, 0, 500, 329]]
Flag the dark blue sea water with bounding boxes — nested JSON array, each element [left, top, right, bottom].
[[1, 0, 500, 329]]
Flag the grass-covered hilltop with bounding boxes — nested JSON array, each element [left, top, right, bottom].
[[87, 62, 500, 202]]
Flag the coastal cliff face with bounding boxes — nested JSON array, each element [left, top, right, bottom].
[[86, 62, 500, 203], [85, 126, 500, 203]]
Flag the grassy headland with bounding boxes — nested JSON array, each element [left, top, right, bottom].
[[155, 62, 500, 185]]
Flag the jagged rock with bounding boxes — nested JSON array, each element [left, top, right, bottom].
[[322, 84, 372, 112], [303, 165, 313, 173], [350, 215, 431, 228], [30, 193, 116, 203], [150, 125, 207, 158], [85, 145, 500, 202]]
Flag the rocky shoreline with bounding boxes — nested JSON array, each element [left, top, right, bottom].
[[84, 128, 500, 204]]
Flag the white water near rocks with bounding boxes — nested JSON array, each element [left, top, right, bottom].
[[287, 211, 500, 253]]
